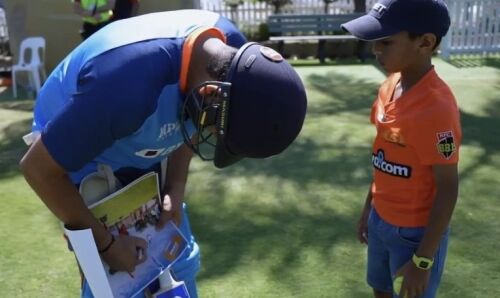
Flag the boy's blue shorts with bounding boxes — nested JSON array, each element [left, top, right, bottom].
[[367, 208, 449, 298]]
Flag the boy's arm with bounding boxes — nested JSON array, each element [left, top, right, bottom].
[[416, 163, 459, 258], [357, 181, 373, 244], [397, 163, 458, 297]]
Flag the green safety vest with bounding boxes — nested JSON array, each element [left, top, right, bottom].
[[79, 0, 113, 24]]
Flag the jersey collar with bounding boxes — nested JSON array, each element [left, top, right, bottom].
[[179, 27, 227, 94]]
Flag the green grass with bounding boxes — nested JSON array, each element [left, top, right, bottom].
[[1, 58, 499, 297]]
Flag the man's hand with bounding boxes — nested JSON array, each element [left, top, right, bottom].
[[395, 260, 431, 298], [156, 193, 183, 229], [101, 235, 148, 273], [158, 144, 192, 229]]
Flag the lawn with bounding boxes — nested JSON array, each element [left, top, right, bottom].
[[0, 57, 499, 297]]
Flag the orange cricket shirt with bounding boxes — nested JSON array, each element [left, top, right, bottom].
[[370, 67, 462, 227]]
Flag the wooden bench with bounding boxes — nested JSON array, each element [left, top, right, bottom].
[[267, 13, 365, 63]]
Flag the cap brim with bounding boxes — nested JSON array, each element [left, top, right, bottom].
[[341, 15, 399, 41], [213, 139, 243, 169]]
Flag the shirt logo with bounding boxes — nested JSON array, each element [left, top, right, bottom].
[[158, 122, 180, 141], [372, 149, 412, 178], [383, 128, 405, 146], [260, 46, 283, 62], [135, 143, 182, 159], [436, 131, 456, 159]]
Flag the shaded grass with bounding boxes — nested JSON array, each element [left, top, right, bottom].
[[189, 59, 500, 297], [0, 58, 499, 297]]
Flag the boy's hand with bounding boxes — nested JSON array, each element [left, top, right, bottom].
[[356, 206, 370, 244], [395, 261, 431, 298]]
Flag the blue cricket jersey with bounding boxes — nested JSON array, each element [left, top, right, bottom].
[[33, 10, 246, 184]]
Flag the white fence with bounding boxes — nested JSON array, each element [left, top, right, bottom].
[[199, 0, 376, 34], [199, 0, 500, 58], [441, 0, 500, 58]]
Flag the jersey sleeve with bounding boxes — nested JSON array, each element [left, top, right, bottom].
[[214, 15, 248, 48], [42, 39, 180, 171], [412, 102, 462, 165]]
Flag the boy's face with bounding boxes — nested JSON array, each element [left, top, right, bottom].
[[371, 31, 425, 73]]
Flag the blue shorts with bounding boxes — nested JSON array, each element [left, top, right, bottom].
[[367, 208, 449, 298]]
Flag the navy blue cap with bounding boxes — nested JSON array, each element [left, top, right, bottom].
[[341, 0, 451, 41], [214, 42, 307, 168]]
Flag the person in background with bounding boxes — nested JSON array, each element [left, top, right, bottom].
[[341, 0, 461, 297], [72, 0, 115, 40], [112, 0, 139, 21]]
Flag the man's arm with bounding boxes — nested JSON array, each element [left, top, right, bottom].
[[20, 137, 147, 272], [20, 137, 111, 248], [157, 144, 193, 228]]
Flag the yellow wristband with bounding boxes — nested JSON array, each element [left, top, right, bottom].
[[412, 254, 433, 270]]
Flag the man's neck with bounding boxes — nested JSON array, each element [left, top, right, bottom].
[[186, 38, 225, 92]]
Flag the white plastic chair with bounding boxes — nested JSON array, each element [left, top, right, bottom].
[[11, 36, 47, 98]]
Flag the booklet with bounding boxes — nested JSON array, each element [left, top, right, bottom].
[[65, 172, 187, 298]]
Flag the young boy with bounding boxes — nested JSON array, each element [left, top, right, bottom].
[[341, 1, 461, 297]]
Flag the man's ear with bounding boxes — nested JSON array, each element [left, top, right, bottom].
[[418, 33, 437, 54], [198, 84, 219, 96]]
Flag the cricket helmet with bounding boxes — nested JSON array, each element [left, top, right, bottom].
[[181, 42, 307, 168]]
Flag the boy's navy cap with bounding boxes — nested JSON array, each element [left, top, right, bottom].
[[341, 0, 451, 41], [214, 42, 307, 168]]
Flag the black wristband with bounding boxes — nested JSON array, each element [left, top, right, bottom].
[[98, 234, 115, 254]]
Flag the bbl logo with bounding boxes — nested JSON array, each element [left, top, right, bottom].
[[436, 131, 456, 159]]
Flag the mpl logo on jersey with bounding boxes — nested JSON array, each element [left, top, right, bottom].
[[436, 131, 456, 159], [157, 122, 181, 141]]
